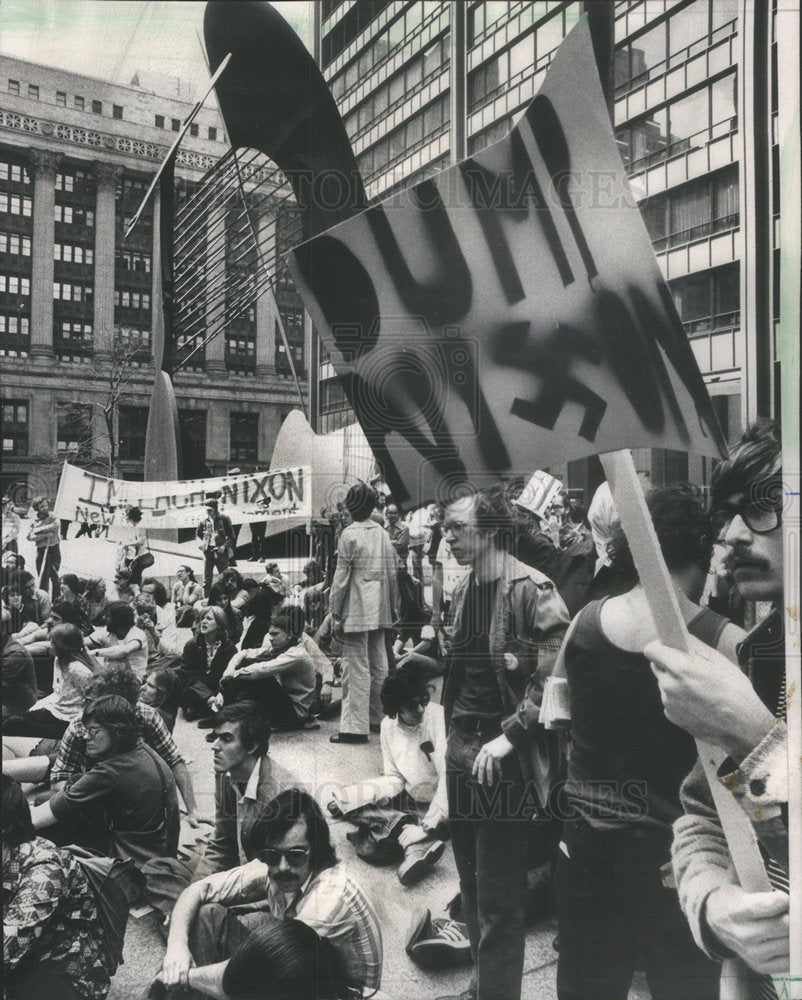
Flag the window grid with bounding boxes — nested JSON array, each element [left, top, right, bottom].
[[1, 400, 29, 456], [229, 412, 258, 464]]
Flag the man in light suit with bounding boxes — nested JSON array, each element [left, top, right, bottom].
[[329, 483, 399, 745]]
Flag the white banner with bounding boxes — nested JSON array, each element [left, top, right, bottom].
[[53, 463, 312, 529]]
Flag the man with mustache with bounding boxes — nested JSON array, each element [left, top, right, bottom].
[[647, 420, 790, 992], [158, 789, 382, 997]]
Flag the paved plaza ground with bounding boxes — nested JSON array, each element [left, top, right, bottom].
[[10, 527, 649, 999], [109, 704, 650, 1000]]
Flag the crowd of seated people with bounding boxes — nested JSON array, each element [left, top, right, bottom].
[[3, 435, 790, 1000]]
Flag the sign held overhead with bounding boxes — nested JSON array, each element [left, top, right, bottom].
[[288, 19, 727, 505]]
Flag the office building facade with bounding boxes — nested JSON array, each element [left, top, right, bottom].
[[314, 0, 795, 493], [1, 55, 309, 501]]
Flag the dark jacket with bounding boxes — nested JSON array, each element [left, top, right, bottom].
[[178, 636, 237, 703]]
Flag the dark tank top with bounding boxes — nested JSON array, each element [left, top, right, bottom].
[[563, 599, 728, 835]]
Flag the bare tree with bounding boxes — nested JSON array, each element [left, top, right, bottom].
[[62, 332, 148, 478]]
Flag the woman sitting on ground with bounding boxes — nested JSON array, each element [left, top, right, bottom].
[[237, 584, 285, 652], [327, 662, 448, 886], [177, 606, 237, 721], [3, 624, 98, 740], [83, 578, 110, 626], [58, 574, 92, 635], [87, 601, 148, 680], [171, 565, 203, 611], [140, 579, 176, 633], [158, 605, 197, 659], [139, 666, 182, 733], [220, 605, 322, 730], [208, 580, 244, 645]]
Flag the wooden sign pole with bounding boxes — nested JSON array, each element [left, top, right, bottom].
[[601, 448, 774, 1000]]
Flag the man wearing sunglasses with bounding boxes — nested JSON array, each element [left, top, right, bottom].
[[647, 420, 790, 987], [158, 788, 382, 997]]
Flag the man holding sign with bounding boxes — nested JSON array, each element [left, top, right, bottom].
[[648, 421, 789, 990]]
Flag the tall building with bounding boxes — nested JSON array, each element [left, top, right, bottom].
[[314, 1, 795, 495], [1, 55, 309, 501]]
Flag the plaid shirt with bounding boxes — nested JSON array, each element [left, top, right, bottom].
[[50, 701, 184, 785], [3, 838, 110, 999], [196, 861, 383, 992]]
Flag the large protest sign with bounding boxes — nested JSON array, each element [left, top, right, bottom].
[[53, 462, 312, 530], [288, 19, 727, 506]]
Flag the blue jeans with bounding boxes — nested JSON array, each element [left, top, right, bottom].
[[446, 723, 530, 1000]]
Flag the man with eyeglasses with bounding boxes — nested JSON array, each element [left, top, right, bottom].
[[158, 788, 382, 997], [438, 485, 570, 1000], [647, 420, 790, 991]]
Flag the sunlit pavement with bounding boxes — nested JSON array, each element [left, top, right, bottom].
[[18, 528, 646, 999]]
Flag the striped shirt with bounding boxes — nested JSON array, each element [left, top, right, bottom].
[[196, 860, 383, 992]]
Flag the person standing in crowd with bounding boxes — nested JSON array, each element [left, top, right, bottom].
[[407, 504, 432, 585], [29, 694, 180, 866], [2, 495, 21, 553], [2, 774, 112, 1000], [554, 484, 739, 1000], [159, 789, 382, 997], [647, 421, 789, 992], [117, 506, 148, 585], [249, 498, 270, 561], [197, 499, 235, 597], [329, 483, 399, 745], [26, 497, 61, 600], [3, 623, 98, 740], [384, 502, 410, 568], [586, 471, 651, 599], [171, 565, 204, 612], [507, 481, 562, 580], [439, 485, 570, 1000]]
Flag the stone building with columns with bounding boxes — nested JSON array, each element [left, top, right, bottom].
[[1, 56, 309, 501]]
